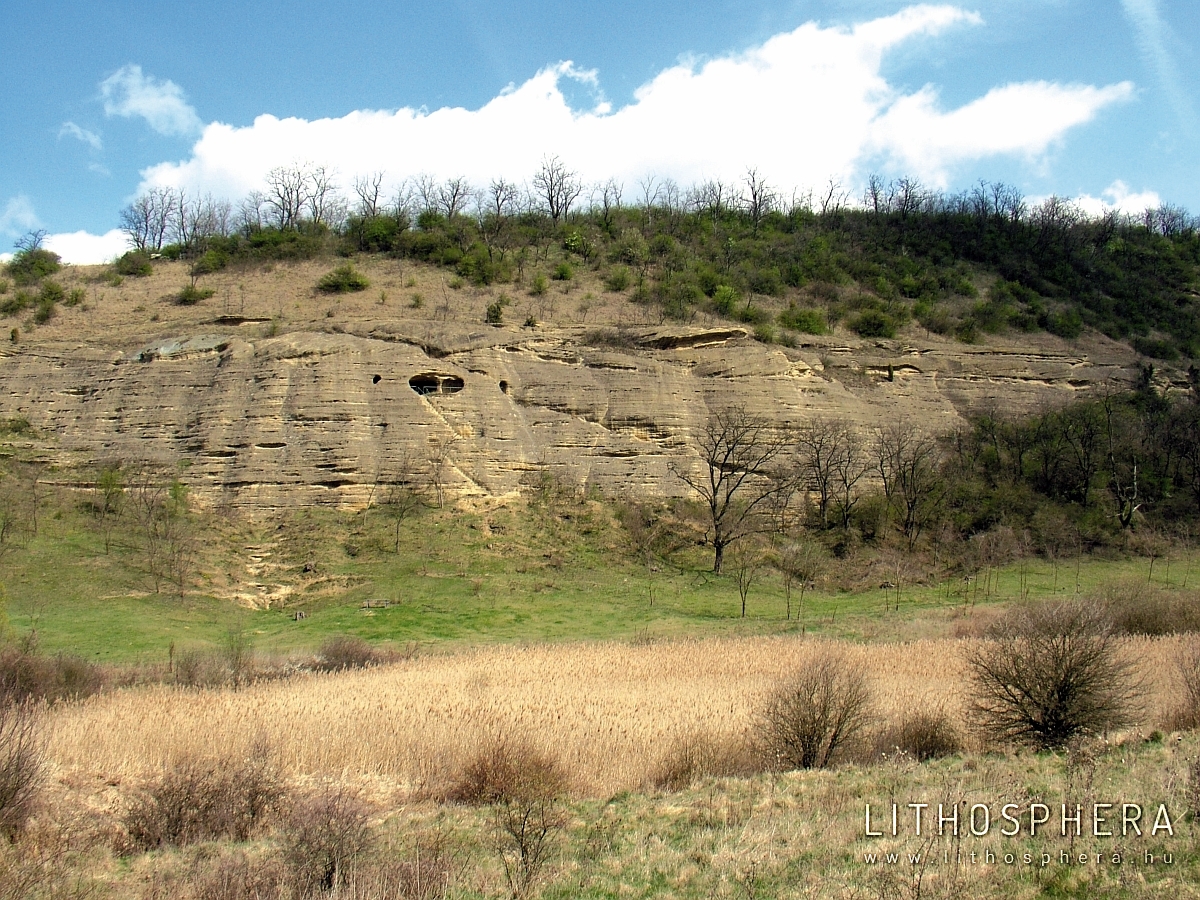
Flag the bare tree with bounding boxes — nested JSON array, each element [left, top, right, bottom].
[[306, 165, 342, 227], [353, 172, 386, 218], [776, 540, 824, 628], [672, 406, 790, 574], [796, 419, 868, 530], [413, 174, 439, 215], [757, 650, 872, 769], [477, 179, 520, 262], [435, 176, 472, 220], [741, 168, 777, 235], [874, 422, 944, 550], [729, 543, 764, 618], [596, 177, 623, 231], [264, 164, 314, 229], [119, 187, 177, 251], [532, 156, 581, 226], [377, 471, 424, 554]]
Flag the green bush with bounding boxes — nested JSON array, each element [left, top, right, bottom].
[[850, 309, 896, 338], [65, 287, 85, 307], [317, 263, 369, 294], [711, 285, 740, 315], [551, 262, 573, 281], [485, 295, 511, 325], [7, 248, 60, 286], [778, 303, 827, 334], [176, 284, 216, 305], [603, 266, 631, 292], [114, 250, 153, 277], [529, 273, 548, 296]]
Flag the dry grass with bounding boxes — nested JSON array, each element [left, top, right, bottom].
[[44, 634, 1182, 799]]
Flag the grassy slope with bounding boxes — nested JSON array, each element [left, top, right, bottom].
[[2, 476, 1192, 662]]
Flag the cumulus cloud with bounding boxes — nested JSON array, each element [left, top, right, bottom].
[[43, 229, 130, 266], [100, 64, 203, 137], [134, 4, 1132, 204], [0, 195, 41, 239], [59, 121, 104, 152], [1073, 180, 1163, 218]]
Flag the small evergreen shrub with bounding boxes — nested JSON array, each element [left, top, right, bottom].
[[317, 264, 369, 294]]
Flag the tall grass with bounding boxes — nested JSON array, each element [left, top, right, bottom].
[[44, 635, 1181, 797]]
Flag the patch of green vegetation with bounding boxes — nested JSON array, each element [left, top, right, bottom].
[[316, 263, 369, 293]]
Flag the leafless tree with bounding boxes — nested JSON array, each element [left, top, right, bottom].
[[796, 419, 869, 530], [413, 174, 439, 215], [671, 406, 790, 574], [818, 179, 849, 217], [377, 457, 424, 554], [741, 168, 777, 234], [119, 187, 177, 251], [729, 543, 763, 618], [436, 176, 472, 219], [775, 540, 824, 628], [874, 423, 945, 550], [353, 172, 386, 218], [595, 177, 623, 230], [236, 191, 268, 232], [264, 164, 314, 229], [477, 179, 520, 262], [306, 165, 342, 227], [532, 156, 582, 226]]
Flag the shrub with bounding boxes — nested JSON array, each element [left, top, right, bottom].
[[1101, 579, 1200, 635], [711, 285, 740, 315], [315, 635, 380, 672], [850, 309, 896, 338], [874, 708, 963, 762], [756, 649, 872, 769], [0, 291, 31, 317], [778, 303, 827, 334], [967, 601, 1139, 750], [7, 248, 60, 286], [123, 746, 282, 850], [281, 783, 372, 896], [528, 273, 548, 296], [176, 284, 216, 305], [0, 644, 102, 705], [0, 279, 7, 295], [648, 730, 757, 791], [485, 294, 512, 326], [0, 703, 42, 840], [1171, 637, 1200, 730], [113, 250, 153, 277], [603, 266, 631, 292], [446, 737, 569, 806], [317, 264, 369, 294], [551, 262, 573, 281]]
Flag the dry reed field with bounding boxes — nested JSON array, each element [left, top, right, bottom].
[[45, 634, 1183, 797]]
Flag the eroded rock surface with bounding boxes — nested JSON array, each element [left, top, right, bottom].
[[0, 320, 1154, 512]]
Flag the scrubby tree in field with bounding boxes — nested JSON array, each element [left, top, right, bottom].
[[533, 156, 582, 226], [967, 601, 1138, 750], [796, 418, 868, 530], [672, 406, 790, 574]]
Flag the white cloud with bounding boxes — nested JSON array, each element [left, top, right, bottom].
[[1120, 0, 1196, 133], [0, 195, 41, 238], [100, 64, 203, 137], [132, 4, 1132, 206], [868, 81, 1134, 186], [43, 229, 130, 265], [1073, 180, 1162, 218], [59, 121, 104, 152]]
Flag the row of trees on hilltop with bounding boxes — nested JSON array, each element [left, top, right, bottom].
[[115, 158, 1200, 358]]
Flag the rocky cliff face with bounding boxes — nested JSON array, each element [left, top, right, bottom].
[[0, 307, 1150, 512]]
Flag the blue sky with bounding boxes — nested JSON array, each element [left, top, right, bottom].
[[2, 1, 1196, 262]]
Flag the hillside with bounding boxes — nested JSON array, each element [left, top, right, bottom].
[[0, 253, 1164, 512]]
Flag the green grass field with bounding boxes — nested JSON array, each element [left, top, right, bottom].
[[2, 481, 1193, 664]]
